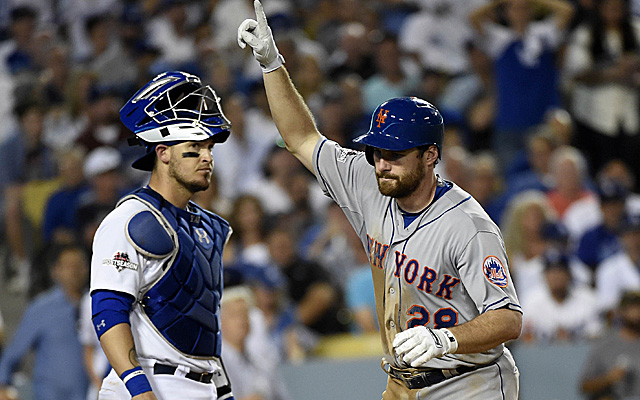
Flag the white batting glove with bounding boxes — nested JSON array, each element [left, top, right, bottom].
[[393, 326, 459, 368], [237, 0, 285, 73]]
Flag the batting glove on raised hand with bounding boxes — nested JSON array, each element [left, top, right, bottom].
[[237, 0, 285, 73], [393, 326, 459, 368]]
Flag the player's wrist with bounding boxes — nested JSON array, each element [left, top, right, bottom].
[[439, 328, 459, 354], [120, 366, 152, 397], [261, 53, 285, 73]]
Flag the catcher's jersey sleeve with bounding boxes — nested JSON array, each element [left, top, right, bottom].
[[90, 200, 151, 298]]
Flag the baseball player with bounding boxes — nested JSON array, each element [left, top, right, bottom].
[[238, 2, 522, 399], [89, 71, 235, 400]]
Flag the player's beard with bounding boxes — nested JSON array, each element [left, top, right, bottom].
[[168, 158, 211, 194], [376, 161, 425, 198]]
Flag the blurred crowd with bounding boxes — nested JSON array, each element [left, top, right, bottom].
[[0, 0, 639, 398]]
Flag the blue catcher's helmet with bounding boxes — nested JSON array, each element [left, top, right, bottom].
[[120, 71, 231, 171], [353, 97, 444, 165]]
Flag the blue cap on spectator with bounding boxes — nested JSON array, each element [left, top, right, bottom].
[[134, 41, 161, 56], [267, 13, 294, 34], [596, 179, 628, 203], [541, 221, 569, 243], [542, 248, 570, 271], [10, 6, 37, 22], [225, 262, 286, 290], [161, 0, 187, 9], [620, 213, 640, 233], [88, 84, 118, 104], [121, 6, 143, 25], [244, 263, 286, 289]]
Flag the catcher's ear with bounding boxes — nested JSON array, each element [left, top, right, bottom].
[[156, 144, 171, 164]]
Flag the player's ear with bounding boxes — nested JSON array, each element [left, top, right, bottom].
[[156, 144, 171, 165], [421, 145, 439, 166]]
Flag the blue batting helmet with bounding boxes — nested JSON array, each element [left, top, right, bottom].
[[353, 97, 444, 165], [120, 71, 231, 171]]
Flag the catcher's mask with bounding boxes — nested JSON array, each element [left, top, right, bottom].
[[120, 71, 231, 171]]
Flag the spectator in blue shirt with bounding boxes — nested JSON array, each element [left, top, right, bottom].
[[0, 243, 89, 400], [469, 0, 574, 167], [41, 147, 89, 244], [0, 6, 38, 76], [346, 267, 377, 334], [575, 179, 628, 271]]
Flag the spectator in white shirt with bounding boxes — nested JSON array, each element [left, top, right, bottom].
[[562, 0, 640, 177], [521, 249, 602, 342], [596, 213, 640, 315], [220, 286, 292, 400]]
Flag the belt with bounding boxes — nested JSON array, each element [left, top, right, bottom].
[[153, 363, 213, 384], [382, 361, 484, 390]]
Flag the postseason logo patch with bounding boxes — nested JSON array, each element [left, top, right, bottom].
[[337, 146, 359, 163], [483, 255, 508, 287], [103, 251, 138, 272]]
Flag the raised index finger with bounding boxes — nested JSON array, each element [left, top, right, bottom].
[[254, 0, 268, 34]]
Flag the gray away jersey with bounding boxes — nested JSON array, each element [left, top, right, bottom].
[[313, 138, 521, 369]]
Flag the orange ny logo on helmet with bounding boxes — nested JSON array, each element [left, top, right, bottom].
[[376, 108, 389, 128]]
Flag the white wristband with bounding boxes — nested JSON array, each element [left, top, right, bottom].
[[440, 328, 459, 354], [261, 53, 285, 73], [122, 369, 145, 384]]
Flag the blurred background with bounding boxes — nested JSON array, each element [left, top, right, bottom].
[[0, 0, 640, 399]]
